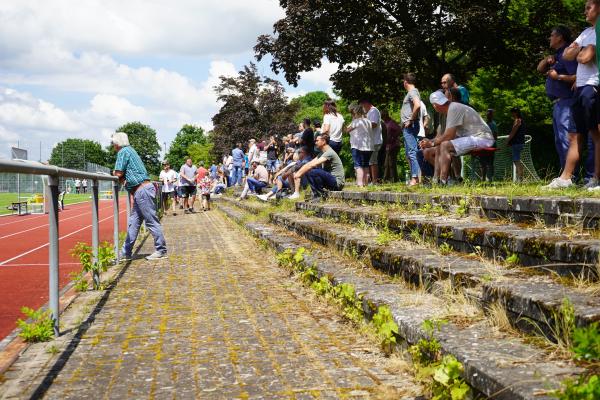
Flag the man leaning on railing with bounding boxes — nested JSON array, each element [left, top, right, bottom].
[[111, 131, 167, 261]]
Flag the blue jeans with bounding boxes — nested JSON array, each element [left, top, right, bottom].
[[232, 165, 243, 186], [122, 184, 167, 257], [553, 98, 575, 170], [306, 168, 339, 196], [403, 122, 421, 177], [247, 178, 267, 193]]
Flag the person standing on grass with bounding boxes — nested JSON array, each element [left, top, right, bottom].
[[545, 0, 600, 190], [382, 111, 401, 182], [400, 73, 422, 186], [81, 179, 88, 194], [112, 131, 167, 261], [321, 99, 345, 154], [507, 107, 527, 181], [346, 103, 374, 187], [266, 135, 280, 184], [74, 178, 81, 194], [359, 98, 382, 184], [159, 160, 177, 216], [179, 158, 197, 213], [231, 143, 245, 186], [479, 109, 498, 181]]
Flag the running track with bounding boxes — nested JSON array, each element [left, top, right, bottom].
[[0, 198, 127, 340]]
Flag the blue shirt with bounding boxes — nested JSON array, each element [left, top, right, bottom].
[[546, 45, 577, 100], [114, 146, 149, 193], [232, 148, 244, 167]]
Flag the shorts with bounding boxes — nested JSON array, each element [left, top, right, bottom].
[[201, 193, 210, 200], [511, 143, 524, 162], [369, 143, 382, 165], [572, 85, 599, 135], [450, 136, 495, 156], [161, 191, 174, 203], [351, 148, 372, 168], [180, 185, 196, 198], [267, 159, 279, 172]]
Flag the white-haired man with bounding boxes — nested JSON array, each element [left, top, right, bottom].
[[112, 131, 167, 260], [419, 91, 494, 185]]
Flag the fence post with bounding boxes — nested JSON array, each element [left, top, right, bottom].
[[113, 181, 120, 262], [126, 191, 131, 221], [91, 180, 100, 288], [47, 175, 60, 336]]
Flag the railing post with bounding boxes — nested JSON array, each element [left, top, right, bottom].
[[126, 191, 131, 221], [91, 180, 100, 288], [47, 175, 60, 336], [113, 181, 120, 262]]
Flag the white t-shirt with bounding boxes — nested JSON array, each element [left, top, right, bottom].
[[418, 104, 429, 138], [574, 27, 599, 87], [445, 103, 494, 141], [248, 144, 259, 163], [348, 117, 374, 151], [159, 169, 177, 193], [367, 106, 383, 145], [323, 112, 345, 142]]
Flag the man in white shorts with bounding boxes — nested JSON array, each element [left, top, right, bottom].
[[419, 90, 494, 184]]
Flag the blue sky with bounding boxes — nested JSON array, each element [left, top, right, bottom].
[[0, 0, 337, 160]]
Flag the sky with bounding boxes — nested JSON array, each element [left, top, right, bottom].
[[0, 0, 338, 161]]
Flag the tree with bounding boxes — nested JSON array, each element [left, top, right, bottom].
[[188, 140, 215, 167], [290, 91, 330, 123], [49, 139, 107, 170], [211, 63, 299, 157], [106, 122, 161, 176], [165, 124, 206, 171], [256, 0, 586, 102]]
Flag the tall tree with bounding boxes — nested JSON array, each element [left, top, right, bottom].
[[165, 124, 206, 171], [211, 63, 298, 157], [290, 91, 331, 123], [256, 0, 586, 102], [49, 139, 107, 170], [106, 122, 161, 176]]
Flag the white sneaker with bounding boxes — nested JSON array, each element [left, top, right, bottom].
[[584, 178, 599, 190], [542, 177, 572, 190], [288, 192, 300, 200], [146, 251, 167, 260], [257, 194, 269, 201]]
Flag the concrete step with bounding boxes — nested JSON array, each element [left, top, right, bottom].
[[216, 200, 583, 400], [219, 198, 600, 333], [329, 190, 600, 229], [295, 201, 600, 279]]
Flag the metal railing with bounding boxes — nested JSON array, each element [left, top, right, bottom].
[[0, 159, 121, 336]]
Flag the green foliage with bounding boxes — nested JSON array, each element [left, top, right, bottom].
[[188, 141, 215, 167], [456, 199, 469, 218], [69, 271, 89, 292], [17, 307, 54, 342], [376, 229, 401, 246], [572, 322, 600, 362], [290, 91, 331, 123], [554, 374, 600, 400], [439, 242, 453, 256], [49, 138, 108, 169], [331, 283, 364, 323], [165, 124, 207, 170], [107, 122, 162, 176], [70, 241, 115, 290], [505, 252, 520, 266], [372, 305, 399, 348]]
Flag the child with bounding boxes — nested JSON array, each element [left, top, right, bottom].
[[198, 175, 212, 211]]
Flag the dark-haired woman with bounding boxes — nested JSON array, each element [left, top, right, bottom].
[[321, 99, 345, 154]]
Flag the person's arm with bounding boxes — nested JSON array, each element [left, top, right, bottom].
[[419, 126, 458, 149], [547, 69, 577, 83], [537, 55, 555, 73], [577, 45, 596, 64], [405, 97, 421, 128], [294, 156, 328, 179], [321, 124, 330, 134], [563, 42, 581, 61], [507, 118, 521, 142], [113, 170, 125, 183]]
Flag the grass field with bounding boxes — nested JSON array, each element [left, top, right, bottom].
[[0, 192, 97, 215]]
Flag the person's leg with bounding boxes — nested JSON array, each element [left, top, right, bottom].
[[255, 181, 267, 193], [305, 169, 325, 197], [437, 142, 455, 182], [122, 194, 143, 257], [591, 128, 600, 180], [369, 144, 380, 183], [554, 100, 571, 171], [560, 133, 584, 180], [246, 177, 258, 192], [136, 185, 167, 254], [390, 147, 399, 182], [403, 126, 421, 183]]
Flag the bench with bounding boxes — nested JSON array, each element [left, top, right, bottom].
[[469, 147, 497, 157]]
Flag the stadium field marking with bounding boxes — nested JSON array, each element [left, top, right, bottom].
[[0, 202, 116, 240], [0, 209, 126, 266], [0, 262, 80, 267], [0, 201, 91, 227]]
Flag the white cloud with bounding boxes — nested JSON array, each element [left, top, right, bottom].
[[299, 59, 339, 96]]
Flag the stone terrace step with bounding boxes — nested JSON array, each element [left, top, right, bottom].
[[330, 190, 600, 228], [219, 198, 600, 332], [216, 201, 583, 400], [296, 201, 600, 279]]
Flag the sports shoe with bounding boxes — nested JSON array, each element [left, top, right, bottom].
[[119, 253, 132, 262], [288, 192, 300, 200], [146, 251, 167, 260], [584, 178, 599, 190], [542, 177, 573, 190], [257, 194, 269, 201]]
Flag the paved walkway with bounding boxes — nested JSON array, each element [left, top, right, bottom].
[[1, 210, 421, 399]]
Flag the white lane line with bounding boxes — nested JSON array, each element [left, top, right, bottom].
[[0, 208, 126, 266], [0, 201, 117, 240], [0, 201, 91, 228], [0, 263, 80, 267]]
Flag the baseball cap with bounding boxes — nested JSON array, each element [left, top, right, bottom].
[[430, 90, 449, 106]]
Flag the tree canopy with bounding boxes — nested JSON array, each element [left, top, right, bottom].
[[165, 124, 206, 170], [49, 138, 107, 170], [256, 0, 586, 102], [211, 63, 299, 156], [107, 122, 162, 176]]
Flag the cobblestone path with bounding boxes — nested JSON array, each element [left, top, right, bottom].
[[9, 210, 421, 399]]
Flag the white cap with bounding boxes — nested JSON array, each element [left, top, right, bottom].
[[429, 90, 449, 106]]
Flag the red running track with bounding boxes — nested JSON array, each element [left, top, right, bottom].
[[0, 198, 127, 340]]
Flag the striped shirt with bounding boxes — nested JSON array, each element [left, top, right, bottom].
[[114, 146, 149, 192]]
